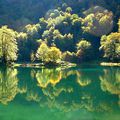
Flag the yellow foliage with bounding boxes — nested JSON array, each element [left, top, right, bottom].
[[48, 46, 61, 63]]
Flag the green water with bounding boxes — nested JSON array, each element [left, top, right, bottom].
[[0, 65, 120, 120]]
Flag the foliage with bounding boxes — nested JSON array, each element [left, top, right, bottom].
[[40, 10, 82, 51], [36, 42, 49, 62], [62, 51, 76, 62], [100, 33, 120, 62], [48, 46, 61, 64], [82, 7, 113, 36], [25, 24, 41, 36], [0, 26, 18, 63], [66, 7, 72, 13], [36, 42, 61, 64], [0, 0, 120, 63], [76, 40, 92, 61]]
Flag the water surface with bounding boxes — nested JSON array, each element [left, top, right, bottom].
[[0, 65, 120, 120]]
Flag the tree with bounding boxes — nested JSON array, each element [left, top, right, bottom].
[[36, 42, 61, 64], [82, 7, 113, 36], [36, 42, 49, 62], [76, 40, 92, 61], [100, 33, 120, 62], [0, 26, 18, 63], [48, 46, 61, 64], [25, 24, 41, 36], [66, 7, 72, 13], [41, 8, 82, 52], [55, 33, 74, 51], [62, 51, 76, 62]]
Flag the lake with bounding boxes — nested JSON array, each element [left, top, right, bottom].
[[0, 65, 120, 120]]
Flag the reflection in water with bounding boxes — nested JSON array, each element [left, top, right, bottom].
[[62, 70, 92, 87], [36, 68, 62, 88], [26, 91, 40, 102], [99, 68, 120, 106], [33, 67, 118, 112], [76, 71, 91, 87], [0, 67, 18, 104], [0, 66, 120, 115]]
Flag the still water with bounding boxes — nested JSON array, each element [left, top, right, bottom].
[[0, 65, 120, 120]]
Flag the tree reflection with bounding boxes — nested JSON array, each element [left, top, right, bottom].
[[1, 66, 118, 113], [36, 68, 62, 88], [76, 71, 91, 87], [61, 69, 92, 87], [99, 68, 120, 105], [26, 91, 40, 102], [34, 68, 114, 112], [0, 67, 18, 104], [17, 68, 41, 103]]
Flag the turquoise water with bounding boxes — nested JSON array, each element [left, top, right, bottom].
[[0, 65, 120, 120]]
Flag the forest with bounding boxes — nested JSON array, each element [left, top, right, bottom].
[[0, 0, 120, 65], [0, 1, 120, 120]]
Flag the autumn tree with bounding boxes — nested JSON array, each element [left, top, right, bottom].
[[36, 42, 61, 64], [0, 26, 18, 63], [82, 6, 113, 36], [48, 46, 61, 64], [100, 33, 120, 62], [36, 42, 49, 62]]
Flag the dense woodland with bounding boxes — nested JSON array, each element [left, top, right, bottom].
[[0, 0, 120, 65]]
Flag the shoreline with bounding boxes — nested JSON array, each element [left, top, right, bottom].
[[100, 62, 120, 67], [1, 62, 120, 68], [13, 61, 77, 69]]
